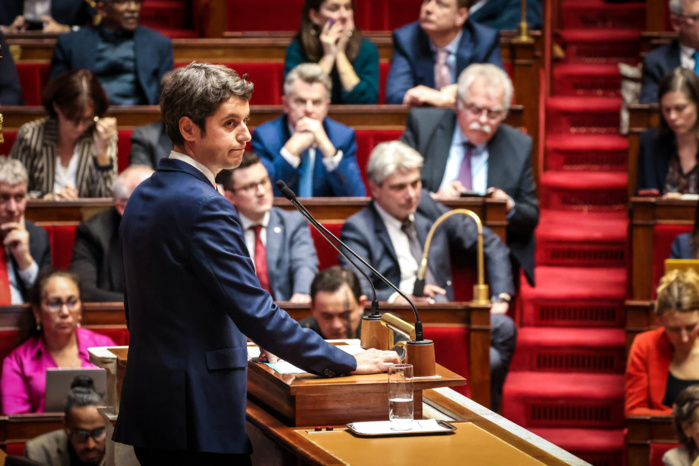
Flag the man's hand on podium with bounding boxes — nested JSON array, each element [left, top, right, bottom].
[[351, 349, 401, 375]]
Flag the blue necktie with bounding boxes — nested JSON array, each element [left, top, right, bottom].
[[694, 51, 699, 74], [298, 149, 313, 197]]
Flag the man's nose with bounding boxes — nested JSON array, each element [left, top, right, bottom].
[[238, 122, 252, 142], [304, 100, 314, 114], [6, 198, 16, 212]]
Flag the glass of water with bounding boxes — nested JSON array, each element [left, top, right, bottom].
[[388, 364, 414, 431]]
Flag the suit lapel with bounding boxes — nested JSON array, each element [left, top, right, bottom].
[[416, 29, 436, 88], [486, 127, 507, 188], [455, 25, 474, 75], [133, 27, 146, 100], [424, 112, 457, 191], [108, 210, 124, 291], [369, 203, 399, 266], [266, 209, 282, 274]]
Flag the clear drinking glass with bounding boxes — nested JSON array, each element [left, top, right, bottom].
[[388, 364, 414, 430]]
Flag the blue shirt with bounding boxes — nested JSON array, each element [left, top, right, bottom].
[[94, 27, 143, 105]]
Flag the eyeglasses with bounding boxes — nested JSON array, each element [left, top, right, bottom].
[[232, 177, 270, 194], [67, 427, 107, 443], [43, 298, 80, 313], [461, 101, 506, 120]]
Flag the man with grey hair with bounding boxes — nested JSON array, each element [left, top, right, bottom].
[[113, 62, 399, 465], [401, 63, 538, 287], [640, 0, 699, 103], [69, 165, 153, 302], [0, 158, 50, 304], [251, 63, 365, 197], [340, 140, 516, 410]]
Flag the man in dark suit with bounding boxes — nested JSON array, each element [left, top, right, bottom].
[[69, 165, 153, 302], [49, 0, 173, 105], [0, 31, 24, 106], [112, 63, 399, 464], [640, 0, 699, 103], [251, 63, 365, 197], [401, 63, 538, 286], [468, 0, 542, 30], [216, 152, 318, 303], [385, 0, 503, 106], [129, 120, 172, 168], [0, 159, 51, 304], [340, 140, 516, 410]]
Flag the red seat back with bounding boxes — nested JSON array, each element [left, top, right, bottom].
[[15, 63, 51, 106], [117, 129, 132, 173], [40, 224, 78, 270], [354, 129, 403, 189], [90, 327, 130, 346], [652, 224, 693, 298], [310, 222, 343, 271], [650, 443, 681, 466], [424, 326, 470, 397], [0, 131, 18, 157]]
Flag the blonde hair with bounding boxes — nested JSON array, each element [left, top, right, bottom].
[[656, 269, 699, 316]]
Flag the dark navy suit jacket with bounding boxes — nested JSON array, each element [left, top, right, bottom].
[[400, 108, 538, 285], [635, 127, 698, 194], [640, 41, 681, 104], [339, 192, 514, 301], [385, 20, 503, 105], [0, 0, 94, 27], [49, 26, 173, 105], [469, 0, 542, 30], [0, 31, 23, 106], [670, 233, 692, 259], [112, 158, 356, 454], [251, 115, 366, 197]]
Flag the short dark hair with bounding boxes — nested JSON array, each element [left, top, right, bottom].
[[672, 385, 699, 457], [215, 152, 262, 191], [64, 376, 103, 417], [42, 70, 109, 121], [310, 266, 362, 303]]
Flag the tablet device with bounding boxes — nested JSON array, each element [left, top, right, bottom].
[[44, 368, 106, 412]]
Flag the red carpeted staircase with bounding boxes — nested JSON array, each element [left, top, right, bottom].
[[502, 2, 646, 465]]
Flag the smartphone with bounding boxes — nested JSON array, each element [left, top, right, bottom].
[[25, 19, 44, 31], [459, 191, 483, 198]]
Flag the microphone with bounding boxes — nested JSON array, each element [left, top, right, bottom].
[[276, 180, 425, 341]]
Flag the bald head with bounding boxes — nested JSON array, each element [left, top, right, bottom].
[[113, 166, 154, 215]]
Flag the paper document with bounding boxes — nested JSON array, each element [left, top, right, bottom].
[[257, 344, 365, 375]]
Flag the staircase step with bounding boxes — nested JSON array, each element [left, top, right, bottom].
[[558, 29, 642, 65], [561, 1, 645, 30], [546, 96, 622, 135], [503, 372, 626, 429], [530, 428, 625, 466], [519, 266, 627, 328], [510, 327, 626, 372], [545, 134, 628, 171], [536, 210, 628, 267], [553, 64, 622, 97], [539, 171, 627, 211]]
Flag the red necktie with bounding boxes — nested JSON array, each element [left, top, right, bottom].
[[0, 247, 12, 304], [252, 225, 271, 295]]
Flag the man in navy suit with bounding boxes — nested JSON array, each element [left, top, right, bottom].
[[112, 63, 399, 464], [640, 0, 699, 103], [400, 64, 538, 287], [216, 152, 318, 303], [49, 0, 173, 105], [339, 140, 516, 410], [251, 64, 365, 197], [385, 0, 503, 106]]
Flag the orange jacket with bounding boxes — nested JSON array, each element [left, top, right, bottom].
[[625, 328, 674, 416]]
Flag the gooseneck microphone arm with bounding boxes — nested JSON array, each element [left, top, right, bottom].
[[276, 180, 424, 341]]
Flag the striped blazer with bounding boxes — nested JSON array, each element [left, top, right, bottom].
[[9, 118, 116, 198]]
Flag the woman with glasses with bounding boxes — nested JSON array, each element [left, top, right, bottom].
[[285, 0, 379, 104], [9, 69, 117, 200], [637, 67, 699, 196], [0, 270, 115, 414]]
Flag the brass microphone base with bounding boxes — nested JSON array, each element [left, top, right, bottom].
[[473, 284, 490, 305], [406, 339, 436, 377], [361, 315, 391, 350]]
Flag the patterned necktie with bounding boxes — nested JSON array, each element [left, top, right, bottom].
[[434, 49, 451, 90], [251, 225, 271, 296], [457, 142, 475, 191], [401, 219, 439, 293], [298, 149, 314, 197]]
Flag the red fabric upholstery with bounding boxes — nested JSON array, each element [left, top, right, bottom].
[[117, 130, 132, 173], [91, 327, 130, 346], [310, 222, 343, 271], [423, 326, 470, 397], [0, 131, 18, 157], [40, 224, 78, 270], [379, 62, 389, 105], [650, 443, 681, 466], [226, 0, 303, 32], [652, 224, 693, 299], [6, 443, 25, 457], [354, 129, 402, 189], [16, 63, 51, 106]]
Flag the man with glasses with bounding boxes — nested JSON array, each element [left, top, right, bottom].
[[216, 152, 318, 303], [49, 0, 173, 105], [24, 376, 107, 465], [641, 0, 699, 103], [401, 63, 538, 287]]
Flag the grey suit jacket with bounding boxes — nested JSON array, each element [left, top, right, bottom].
[[339, 192, 513, 301], [129, 120, 172, 169], [24, 429, 71, 466], [401, 107, 538, 285], [266, 207, 318, 301]]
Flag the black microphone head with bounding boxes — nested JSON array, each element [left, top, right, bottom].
[[275, 180, 297, 201]]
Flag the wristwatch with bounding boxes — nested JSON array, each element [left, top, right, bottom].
[[493, 293, 512, 305]]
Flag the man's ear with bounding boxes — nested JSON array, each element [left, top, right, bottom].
[[178, 116, 198, 143], [359, 295, 368, 307], [455, 7, 469, 28]]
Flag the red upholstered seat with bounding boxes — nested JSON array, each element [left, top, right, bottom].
[[651, 224, 694, 299], [40, 224, 78, 270], [117, 129, 132, 173], [6, 443, 26, 457], [226, 0, 303, 32], [650, 443, 681, 466], [0, 131, 18, 157], [310, 222, 343, 271], [354, 129, 402, 188], [91, 327, 130, 346], [423, 326, 469, 397], [16, 63, 51, 106]]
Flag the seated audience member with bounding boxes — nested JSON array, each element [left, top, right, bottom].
[[401, 64, 538, 286], [69, 166, 153, 302], [340, 140, 516, 410], [385, 0, 503, 106], [0, 31, 24, 105], [640, 0, 699, 104], [1, 270, 116, 414], [670, 202, 699, 259], [49, 0, 173, 106], [468, 0, 542, 31], [216, 152, 318, 303], [285, 0, 378, 104], [10, 70, 116, 199], [1, 0, 95, 33], [0, 159, 51, 303], [129, 71, 175, 168], [251, 63, 365, 197], [24, 376, 107, 466], [626, 269, 699, 416], [300, 266, 366, 339], [664, 385, 699, 466], [638, 68, 699, 197]]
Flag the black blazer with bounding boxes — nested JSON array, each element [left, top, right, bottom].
[[635, 127, 697, 194], [640, 41, 681, 104]]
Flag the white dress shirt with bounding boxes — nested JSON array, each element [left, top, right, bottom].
[[53, 149, 80, 193], [169, 150, 217, 189], [439, 125, 489, 194], [374, 203, 419, 303], [238, 211, 270, 267]]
